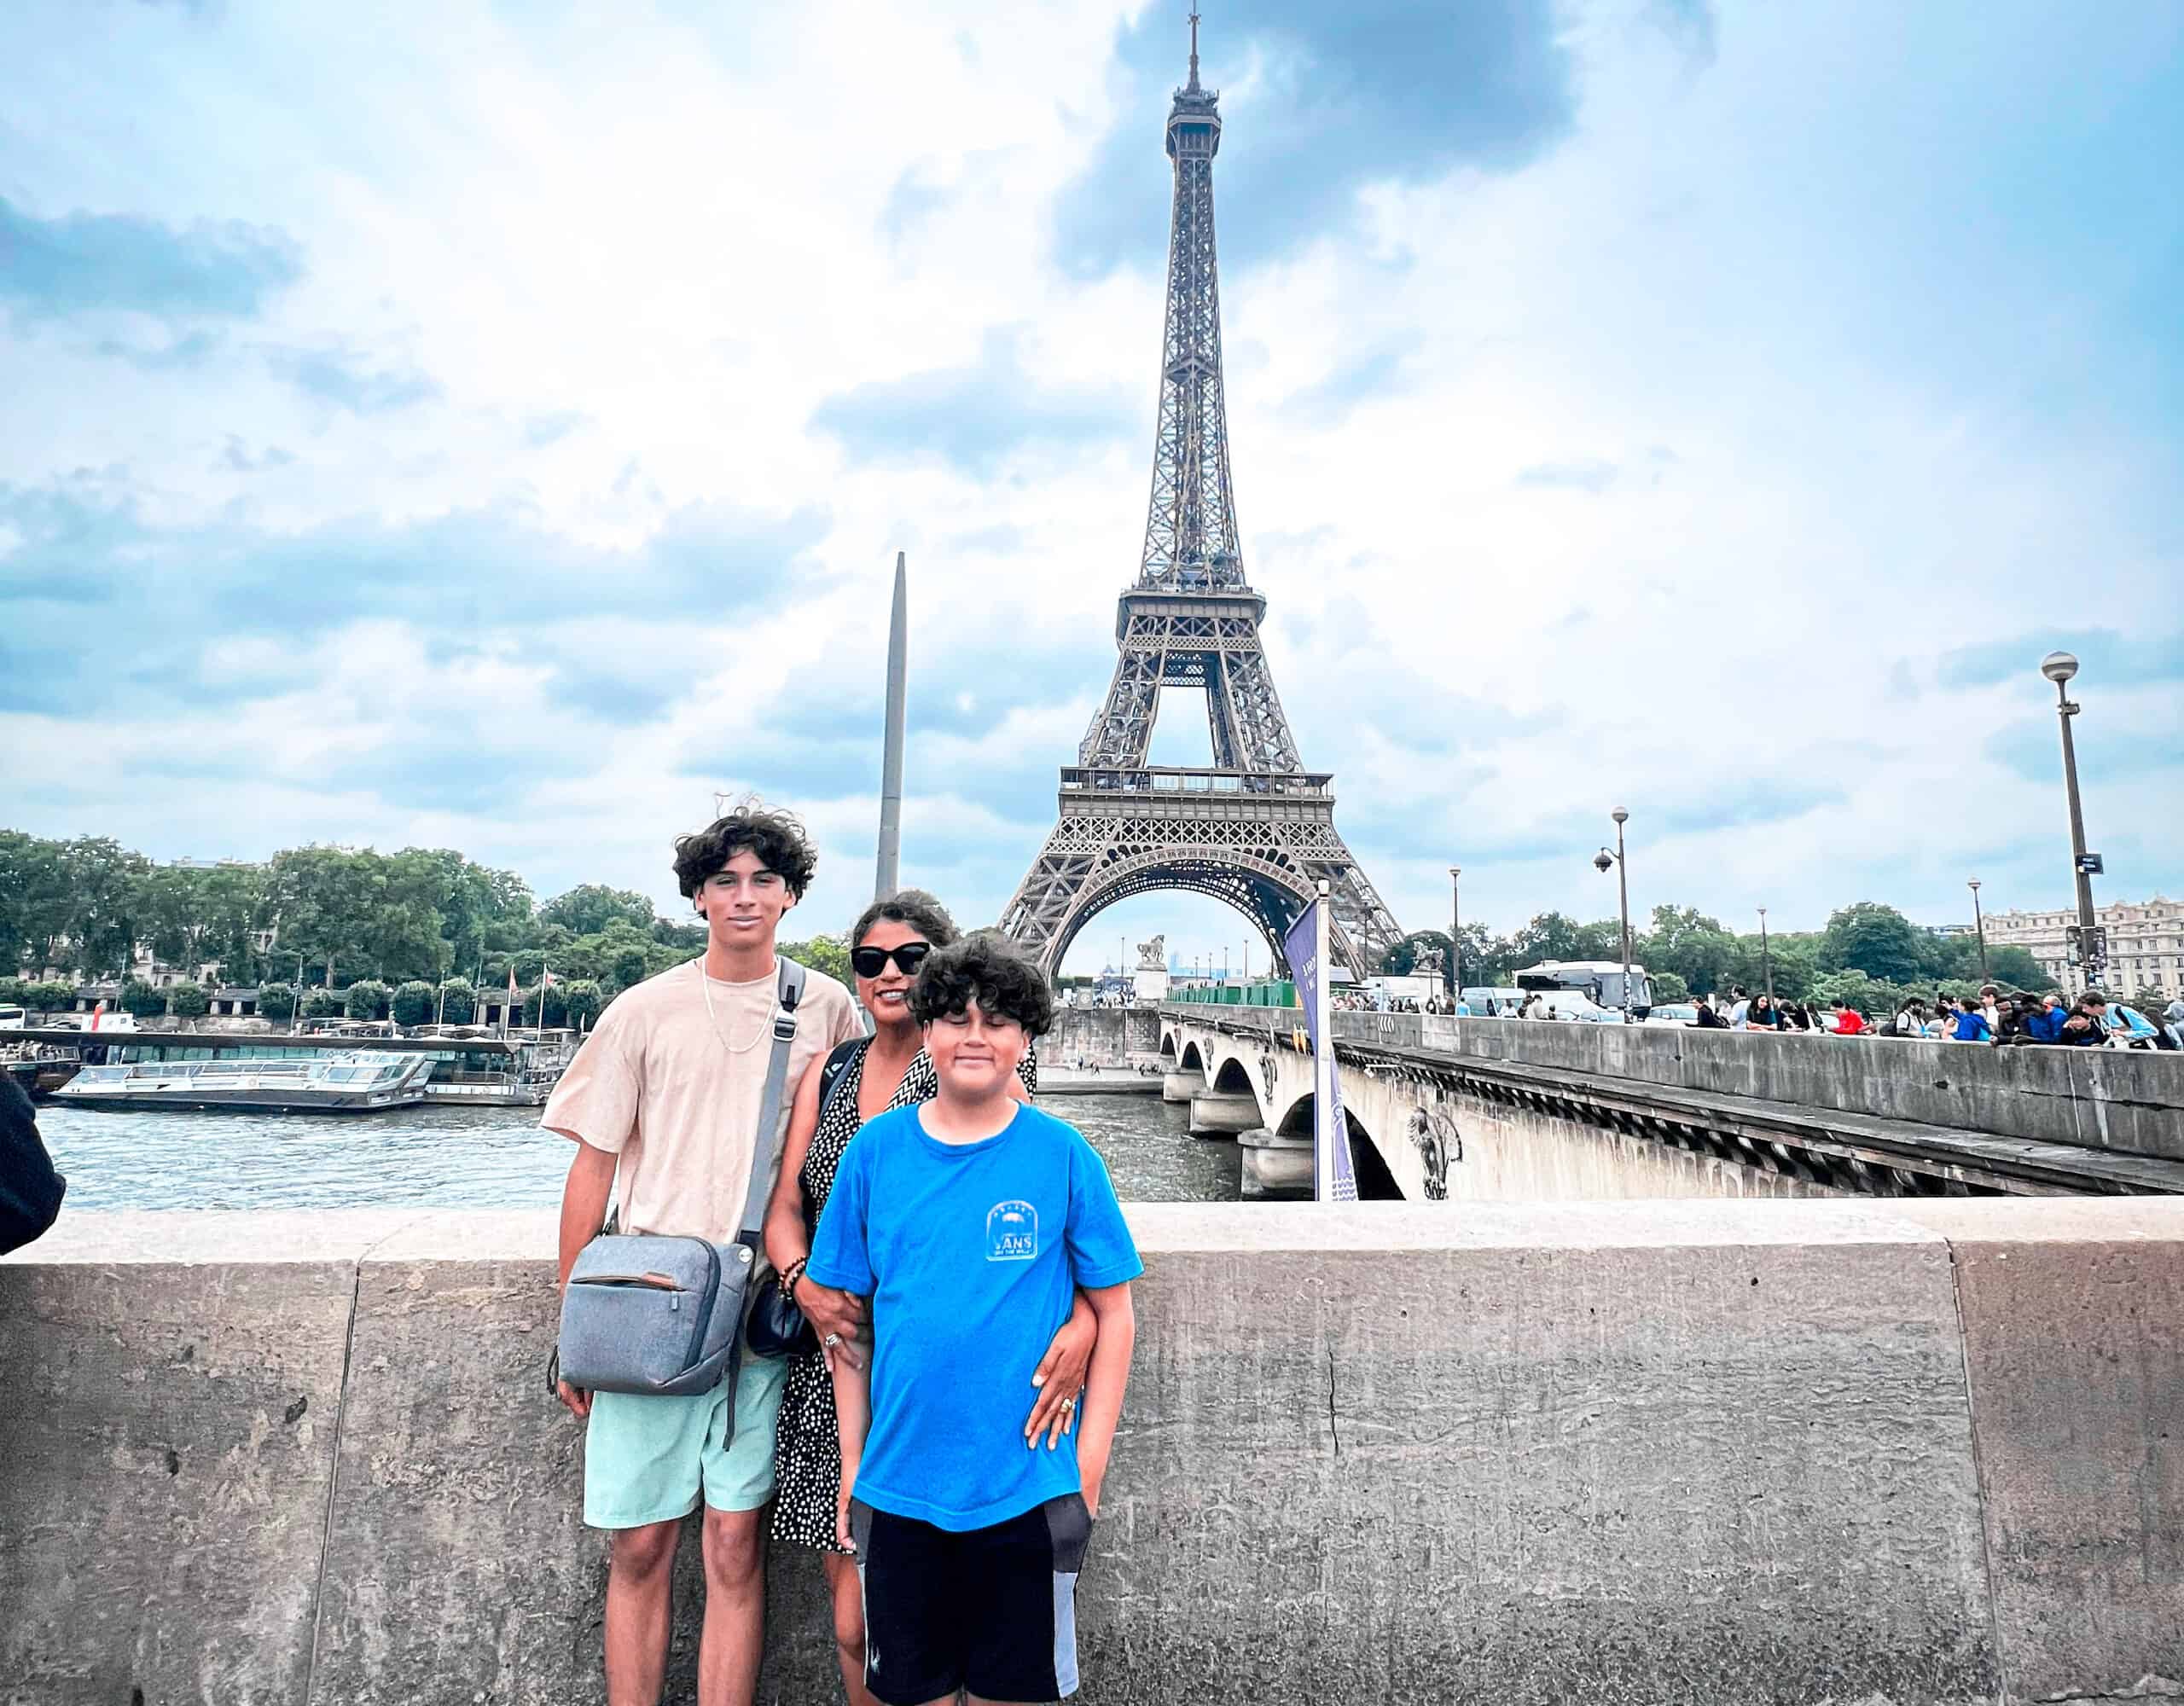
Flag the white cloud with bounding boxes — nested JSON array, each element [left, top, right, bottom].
[[1, 0, 2177, 979]]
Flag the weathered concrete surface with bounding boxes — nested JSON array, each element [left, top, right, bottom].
[[1893, 1199, 2184, 1704], [1092, 1201, 1997, 1706], [0, 1211, 416, 1706], [7, 1201, 2184, 1703]]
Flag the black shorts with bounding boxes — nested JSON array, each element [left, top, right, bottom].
[[849, 1494, 1094, 1704]]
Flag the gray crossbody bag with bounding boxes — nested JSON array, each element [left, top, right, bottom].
[[553, 958, 807, 1402]]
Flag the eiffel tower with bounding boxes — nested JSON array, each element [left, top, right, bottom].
[[1000, 15, 1403, 980]]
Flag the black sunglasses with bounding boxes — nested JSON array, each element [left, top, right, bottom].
[[851, 942, 933, 978]]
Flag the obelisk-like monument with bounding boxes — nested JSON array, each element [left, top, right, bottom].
[[874, 551, 908, 900]]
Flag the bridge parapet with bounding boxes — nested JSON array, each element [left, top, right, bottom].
[[1162, 1003, 2184, 1172]]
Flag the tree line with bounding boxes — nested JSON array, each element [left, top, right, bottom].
[[1380, 899, 2070, 1015], [0, 831, 862, 1028], [2, 829, 2124, 1029]]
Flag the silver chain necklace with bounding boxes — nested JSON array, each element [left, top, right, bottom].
[[700, 962, 771, 1055]]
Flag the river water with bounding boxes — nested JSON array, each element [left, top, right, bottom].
[[37, 1092, 1238, 1212]]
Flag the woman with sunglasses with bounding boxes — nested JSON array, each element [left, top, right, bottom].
[[762, 890, 1096, 1706]]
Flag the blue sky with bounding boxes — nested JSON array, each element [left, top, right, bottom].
[[2, 0, 2179, 973]]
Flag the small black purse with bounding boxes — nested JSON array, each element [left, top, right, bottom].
[[746, 1268, 819, 1358]]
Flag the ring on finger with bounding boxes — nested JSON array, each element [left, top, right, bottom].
[[822, 1332, 842, 1349]]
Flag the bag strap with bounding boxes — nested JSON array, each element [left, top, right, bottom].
[[737, 958, 806, 1244], [813, 1035, 868, 1131]]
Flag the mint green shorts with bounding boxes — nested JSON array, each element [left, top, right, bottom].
[[583, 1356, 789, 1529]]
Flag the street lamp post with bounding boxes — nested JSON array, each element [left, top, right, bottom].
[[1448, 866, 1461, 1003], [1593, 808, 1633, 1017], [1967, 879, 1989, 984], [1758, 907, 1773, 1003], [2041, 651, 2101, 992]]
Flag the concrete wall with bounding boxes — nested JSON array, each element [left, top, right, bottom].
[[5, 1201, 2181, 1705]]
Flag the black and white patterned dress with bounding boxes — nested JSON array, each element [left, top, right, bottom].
[[770, 1039, 1037, 1552]]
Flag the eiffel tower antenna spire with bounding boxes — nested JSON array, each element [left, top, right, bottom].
[[999, 12, 1403, 982]]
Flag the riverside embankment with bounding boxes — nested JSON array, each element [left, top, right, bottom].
[[5, 1198, 2180, 1704]]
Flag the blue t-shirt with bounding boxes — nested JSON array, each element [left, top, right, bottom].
[[807, 1100, 1143, 1530]]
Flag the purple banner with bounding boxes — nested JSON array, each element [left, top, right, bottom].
[[1284, 902, 1357, 1203]]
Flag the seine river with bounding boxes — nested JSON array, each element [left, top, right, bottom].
[[37, 1091, 1240, 1211]]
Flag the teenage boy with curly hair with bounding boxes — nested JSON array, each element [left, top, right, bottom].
[[809, 932, 1141, 1705], [545, 803, 864, 1706]]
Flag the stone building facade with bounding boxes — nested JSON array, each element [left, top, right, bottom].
[[1982, 895, 2182, 997]]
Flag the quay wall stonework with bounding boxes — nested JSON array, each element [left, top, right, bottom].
[[3, 1201, 2181, 1706], [1048, 1007, 1163, 1066]]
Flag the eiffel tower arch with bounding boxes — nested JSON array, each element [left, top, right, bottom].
[[1001, 17, 1403, 981]]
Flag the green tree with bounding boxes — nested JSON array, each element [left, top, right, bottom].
[[0, 832, 72, 972], [167, 980, 209, 1019], [58, 838, 155, 978], [1635, 905, 1743, 998], [390, 980, 438, 1027], [257, 982, 297, 1023], [27, 981, 76, 1014], [1821, 902, 1930, 984], [0, 978, 26, 1007], [119, 978, 166, 1018], [781, 932, 853, 987], [344, 978, 391, 1020], [540, 884, 657, 937], [1650, 971, 1691, 1002], [560, 978, 605, 1029], [301, 989, 343, 1019], [1986, 945, 2048, 991], [651, 917, 707, 952], [439, 978, 477, 1024]]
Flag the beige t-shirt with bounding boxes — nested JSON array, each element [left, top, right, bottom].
[[541, 957, 863, 1258]]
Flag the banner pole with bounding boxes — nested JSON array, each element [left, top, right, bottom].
[[1315, 879, 1332, 1200]]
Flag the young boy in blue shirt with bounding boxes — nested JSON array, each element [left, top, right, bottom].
[[807, 932, 1141, 1705]]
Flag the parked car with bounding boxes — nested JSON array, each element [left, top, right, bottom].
[[1644, 1003, 1700, 1027], [1522, 989, 1628, 1024]]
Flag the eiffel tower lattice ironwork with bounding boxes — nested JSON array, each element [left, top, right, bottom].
[[1000, 16, 1403, 980]]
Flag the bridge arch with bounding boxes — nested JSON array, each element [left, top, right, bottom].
[[1177, 1040, 1206, 1073], [1210, 1057, 1256, 1097], [1041, 848, 1366, 981], [1269, 1093, 1403, 1201]]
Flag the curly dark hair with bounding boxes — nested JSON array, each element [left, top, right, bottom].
[[909, 930, 1054, 1038], [672, 800, 818, 900], [851, 889, 958, 949]]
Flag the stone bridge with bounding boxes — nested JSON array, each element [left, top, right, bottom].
[[1157, 1005, 2184, 1202]]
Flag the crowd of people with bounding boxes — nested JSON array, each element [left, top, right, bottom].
[[1329, 981, 2183, 1049], [1685, 984, 2181, 1048]]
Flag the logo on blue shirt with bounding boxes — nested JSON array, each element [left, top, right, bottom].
[[985, 1199, 1038, 1262]]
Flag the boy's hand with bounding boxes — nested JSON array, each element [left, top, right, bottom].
[[1081, 1471, 1103, 1520], [555, 1378, 591, 1420]]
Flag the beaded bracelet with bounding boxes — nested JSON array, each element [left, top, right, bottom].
[[780, 1256, 809, 1302]]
